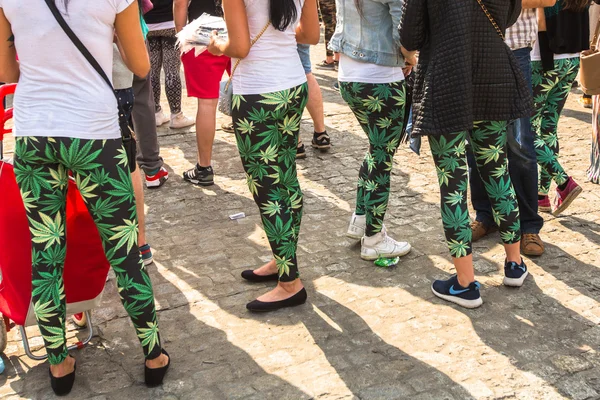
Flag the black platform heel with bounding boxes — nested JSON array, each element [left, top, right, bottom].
[[145, 349, 170, 388], [49, 357, 76, 396]]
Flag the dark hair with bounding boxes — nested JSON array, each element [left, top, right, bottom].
[[562, 0, 589, 11], [270, 0, 298, 31]]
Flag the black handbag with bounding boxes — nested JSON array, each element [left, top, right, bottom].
[[44, 0, 137, 173]]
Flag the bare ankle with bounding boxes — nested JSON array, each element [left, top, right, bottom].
[[278, 279, 303, 293]]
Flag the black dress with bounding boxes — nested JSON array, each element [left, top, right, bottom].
[[400, 0, 533, 137]]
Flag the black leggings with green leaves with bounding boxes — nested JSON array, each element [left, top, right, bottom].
[[232, 83, 308, 282], [339, 80, 407, 236], [14, 136, 162, 365], [428, 122, 521, 258]]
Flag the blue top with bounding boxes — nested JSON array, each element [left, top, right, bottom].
[[328, 0, 405, 67]]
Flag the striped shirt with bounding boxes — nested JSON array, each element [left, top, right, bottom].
[[505, 9, 537, 50]]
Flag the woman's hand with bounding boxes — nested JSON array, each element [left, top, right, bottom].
[[402, 66, 413, 77], [401, 46, 417, 67], [207, 31, 225, 56]]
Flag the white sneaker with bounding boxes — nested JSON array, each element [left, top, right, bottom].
[[169, 112, 195, 129], [155, 110, 169, 127], [346, 213, 366, 239], [361, 231, 411, 261]]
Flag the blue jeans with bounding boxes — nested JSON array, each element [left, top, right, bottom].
[[297, 44, 312, 74], [467, 47, 543, 234]]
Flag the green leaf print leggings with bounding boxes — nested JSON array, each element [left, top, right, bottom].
[[339, 81, 407, 236], [13, 137, 162, 365], [428, 122, 521, 258], [232, 83, 308, 282], [531, 57, 580, 195]]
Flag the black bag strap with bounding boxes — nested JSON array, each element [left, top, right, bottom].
[[44, 0, 115, 93]]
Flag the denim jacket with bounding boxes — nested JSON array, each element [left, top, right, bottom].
[[328, 0, 405, 67]]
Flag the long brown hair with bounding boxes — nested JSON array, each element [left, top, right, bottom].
[[562, 0, 589, 11]]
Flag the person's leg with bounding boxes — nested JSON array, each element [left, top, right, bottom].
[[531, 59, 578, 194], [340, 81, 405, 235], [296, 44, 330, 155], [318, 0, 337, 65], [68, 138, 167, 368], [305, 73, 326, 133], [161, 29, 183, 116], [532, 58, 582, 213], [13, 137, 73, 373], [507, 48, 544, 240], [428, 131, 474, 279], [147, 31, 163, 113], [132, 73, 165, 175], [181, 51, 228, 185], [233, 85, 307, 306], [466, 144, 496, 236], [339, 81, 411, 258], [196, 98, 218, 167], [469, 121, 522, 263]]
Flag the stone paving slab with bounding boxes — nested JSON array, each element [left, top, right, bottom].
[[1, 44, 600, 399]]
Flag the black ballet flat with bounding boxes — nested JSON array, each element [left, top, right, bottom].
[[246, 288, 308, 312], [241, 270, 279, 283], [49, 357, 76, 397], [145, 349, 171, 388]]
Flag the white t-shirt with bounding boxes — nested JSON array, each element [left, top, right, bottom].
[[147, 21, 176, 31], [232, 0, 307, 95], [338, 54, 405, 84], [0, 0, 133, 140], [531, 40, 580, 61], [113, 45, 134, 90]]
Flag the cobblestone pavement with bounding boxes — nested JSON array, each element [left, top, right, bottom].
[[2, 45, 600, 400]]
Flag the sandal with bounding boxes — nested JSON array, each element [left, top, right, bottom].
[[311, 131, 331, 151], [296, 141, 307, 159]]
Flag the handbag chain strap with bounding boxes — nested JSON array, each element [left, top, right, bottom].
[[224, 21, 272, 91], [475, 0, 505, 41]]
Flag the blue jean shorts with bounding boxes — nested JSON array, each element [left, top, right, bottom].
[[297, 44, 311, 74]]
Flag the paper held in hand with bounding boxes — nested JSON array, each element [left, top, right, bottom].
[[175, 13, 228, 56]]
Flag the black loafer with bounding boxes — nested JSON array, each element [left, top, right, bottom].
[[241, 270, 279, 283], [49, 357, 76, 396], [246, 288, 308, 312], [145, 349, 170, 388]]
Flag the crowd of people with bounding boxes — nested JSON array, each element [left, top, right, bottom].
[[0, 0, 598, 395]]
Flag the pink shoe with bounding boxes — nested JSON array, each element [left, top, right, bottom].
[[538, 195, 551, 213], [552, 177, 582, 216]]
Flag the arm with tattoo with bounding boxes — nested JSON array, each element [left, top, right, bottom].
[[0, 9, 19, 82]]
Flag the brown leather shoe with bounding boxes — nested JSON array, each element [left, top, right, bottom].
[[521, 233, 545, 256], [471, 220, 497, 242]]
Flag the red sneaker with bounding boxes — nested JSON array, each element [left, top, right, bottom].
[[538, 195, 551, 213], [552, 177, 582, 216], [145, 167, 169, 189]]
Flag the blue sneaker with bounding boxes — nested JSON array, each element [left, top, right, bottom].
[[431, 275, 483, 309], [503, 259, 528, 287], [140, 244, 153, 266]]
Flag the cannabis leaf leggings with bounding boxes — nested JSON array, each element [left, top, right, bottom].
[[531, 57, 580, 195], [428, 122, 521, 258], [232, 83, 308, 282], [13, 137, 162, 365], [339, 80, 407, 237]]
